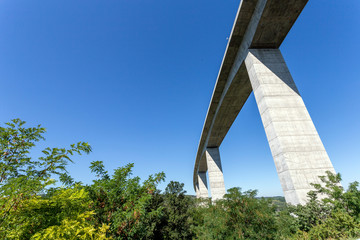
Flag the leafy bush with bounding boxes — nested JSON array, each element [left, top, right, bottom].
[[2, 119, 360, 240], [288, 171, 360, 240], [5, 187, 110, 239], [144, 181, 195, 239], [193, 187, 278, 240], [86, 161, 165, 239], [0, 119, 94, 239]]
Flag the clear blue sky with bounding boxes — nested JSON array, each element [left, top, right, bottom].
[[1, 0, 359, 196]]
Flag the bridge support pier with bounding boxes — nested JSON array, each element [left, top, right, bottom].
[[196, 171, 209, 198], [206, 147, 226, 201], [245, 49, 336, 205]]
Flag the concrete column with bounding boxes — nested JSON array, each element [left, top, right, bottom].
[[195, 183, 200, 198], [206, 147, 226, 201], [197, 171, 209, 198], [245, 49, 336, 205]]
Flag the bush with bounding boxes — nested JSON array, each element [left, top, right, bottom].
[[287, 171, 360, 240], [193, 187, 278, 240]]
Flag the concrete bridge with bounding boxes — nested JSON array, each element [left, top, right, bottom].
[[193, 0, 336, 205]]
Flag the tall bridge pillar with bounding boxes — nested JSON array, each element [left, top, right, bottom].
[[245, 49, 336, 205], [206, 147, 226, 201], [196, 171, 209, 198]]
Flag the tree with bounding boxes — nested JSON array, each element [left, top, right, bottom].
[[193, 187, 278, 240], [5, 186, 111, 240], [145, 181, 195, 239], [86, 161, 165, 239], [162, 181, 194, 239], [0, 119, 109, 239], [288, 171, 360, 239]]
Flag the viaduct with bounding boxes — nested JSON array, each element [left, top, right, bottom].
[[193, 0, 336, 205]]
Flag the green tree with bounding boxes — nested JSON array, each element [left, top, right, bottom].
[[144, 181, 195, 239], [0, 119, 108, 239], [288, 171, 360, 239], [5, 186, 111, 239], [162, 181, 195, 239], [86, 161, 165, 239], [193, 187, 278, 240]]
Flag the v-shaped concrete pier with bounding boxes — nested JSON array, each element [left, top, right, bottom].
[[193, 0, 336, 205]]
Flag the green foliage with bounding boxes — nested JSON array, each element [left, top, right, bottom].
[[192, 198, 228, 239], [3, 187, 110, 239], [287, 171, 360, 240], [274, 209, 299, 239], [86, 161, 165, 239], [2, 119, 360, 240], [0, 119, 91, 184], [0, 119, 95, 239], [193, 187, 278, 240], [266, 196, 287, 212], [144, 181, 195, 239], [306, 210, 360, 240], [288, 192, 329, 232], [32, 212, 111, 240], [162, 181, 194, 239]]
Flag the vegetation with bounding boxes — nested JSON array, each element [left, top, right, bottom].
[[192, 188, 279, 240], [1, 119, 360, 239]]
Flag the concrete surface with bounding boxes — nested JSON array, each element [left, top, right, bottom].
[[244, 49, 336, 205], [206, 148, 226, 201], [193, 0, 336, 205], [196, 171, 209, 198]]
